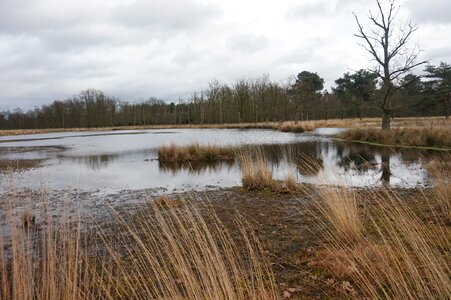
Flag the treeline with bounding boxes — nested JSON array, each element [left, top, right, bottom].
[[1, 63, 449, 130]]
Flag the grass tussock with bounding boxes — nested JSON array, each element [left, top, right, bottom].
[[337, 127, 451, 149], [239, 148, 301, 193], [310, 182, 451, 299], [240, 149, 274, 191], [316, 188, 362, 243], [0, 201, 276, 299], [158, 143, 235, 162], [277, 122, 305, 133]]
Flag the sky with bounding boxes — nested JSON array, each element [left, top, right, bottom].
[[0, 0, 450, 110]]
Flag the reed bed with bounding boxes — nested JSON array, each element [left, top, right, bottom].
[[0, 200, 276, 299], [426, 158, 451, 224], [309, 181, 451, 298], [239, 148, 274, 191], [239, 148, 301, 193], [3, 116, 449, 137], [158, 143, 235, 162], [336, 127, 451, 149]]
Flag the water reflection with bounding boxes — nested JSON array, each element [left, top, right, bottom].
[[159, 160, 236, 174], [381, 154, 391, 183], [152, 140, 430, 188], [0, 129, 438, 192], [65, 154, 121, 171]]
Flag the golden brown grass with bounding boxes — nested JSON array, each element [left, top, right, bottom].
[[315, 188, 362, 243], [277, 122, 306, 133], [426, 158, 451, 224], [0, 200, 276, 299], [337, 127, 451, 149], [239, 148, 301, 193], [3, 116, 449, 137], [158, 143, 235, 162], [1, 212, 93, 299], [310, 181, 451, 298], [150, 195, 186, 209], [239, 148, 274, 191]]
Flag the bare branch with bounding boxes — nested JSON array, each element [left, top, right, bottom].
[[353, 13, 384, 66]]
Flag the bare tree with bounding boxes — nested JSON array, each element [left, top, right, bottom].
[[354, 0, 426, 130]]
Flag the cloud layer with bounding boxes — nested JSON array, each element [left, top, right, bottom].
[[0, 0, 449, 110]]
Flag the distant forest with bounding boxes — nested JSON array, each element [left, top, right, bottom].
[[1, 62, 449, 130]]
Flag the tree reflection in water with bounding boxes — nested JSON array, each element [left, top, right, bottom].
[[65, 153, 120, 171], [381, 153, 391, 183]]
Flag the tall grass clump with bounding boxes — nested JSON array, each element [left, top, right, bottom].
[[277, 122, 305, 133], [0, 212, 96, 300], [101, 202, 276, 299], [426, 158, 451, 224], [239, 148, 273, 191], [0, 200, 276, 299], [158, 143, 235, 162], [315, 188, 362, 243], [337, 127, 451, 149], [310, 180, 451, 298]]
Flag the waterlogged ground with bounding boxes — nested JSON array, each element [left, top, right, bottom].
[[0, 128, 446, 298], [0, 128, 434, 194]]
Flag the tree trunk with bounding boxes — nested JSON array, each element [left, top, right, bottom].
[[381, 110, 391, 130], [445, 92, 450, 120]]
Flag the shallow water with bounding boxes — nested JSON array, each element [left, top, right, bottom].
[[0, 128, 433, 193]]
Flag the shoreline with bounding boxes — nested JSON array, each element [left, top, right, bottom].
[[1, 116, 450, 137]]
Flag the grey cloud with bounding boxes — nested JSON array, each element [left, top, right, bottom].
[[172, 48, 205, 66], [226, 33, 268, 54], [111, 0, 220, 31], [423, 46, 451, 64], [0, 0, 448, 111], [286, 0, 361, 19], [0, 0, 103, 35], [286, 2, 329, 19], [277, 38, 328, 65], [406, 0, 451, 24]]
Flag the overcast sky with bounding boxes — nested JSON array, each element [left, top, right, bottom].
[[0, 0, 450, 110]]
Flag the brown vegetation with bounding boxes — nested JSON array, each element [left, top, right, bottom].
[[2, 116, 449, 137], [336, 127, 451, 149], [239, 148, 301, 193], [0, 159, 44, 171], [310, 184, 451, 298], [158, 143, 235, 162], [0, 201, 276, 299]]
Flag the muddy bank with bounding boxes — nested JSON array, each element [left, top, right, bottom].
[[0, 159, 44, 171], [3, 186, 427, 299]]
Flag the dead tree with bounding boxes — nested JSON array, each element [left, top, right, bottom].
[[354, 0, 426, 130]]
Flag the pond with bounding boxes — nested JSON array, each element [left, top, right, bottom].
[[0, 128, 433, 194]]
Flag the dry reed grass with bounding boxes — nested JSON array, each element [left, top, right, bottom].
[[337, 127, 451, 149], [239, 148, 274, 191], [310, 180, 451, 298], [277, 122, 306, 133], [0, 199, 276, 299], [426, 158, 451, 224], [3, 116, 448, 137], [239, 148, 301, 193], [158, 143, 235, 162], [315, 188, 362, 243], [150, 195, 186, 209]]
